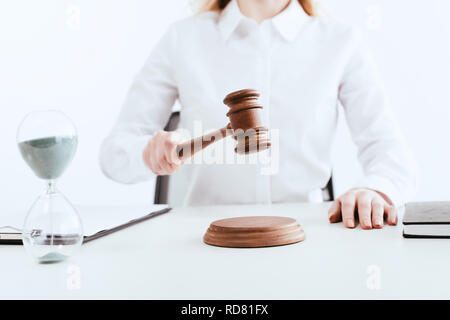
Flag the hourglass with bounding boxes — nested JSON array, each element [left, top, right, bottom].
[[17, 111, 83, 263]]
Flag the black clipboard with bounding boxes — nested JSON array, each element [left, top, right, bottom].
[[0, 207, 171, 245], [83, 206, 171, 243], [0, 226, 23, 245]]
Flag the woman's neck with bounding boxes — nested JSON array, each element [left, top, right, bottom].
[[237, 0, 291, 23]]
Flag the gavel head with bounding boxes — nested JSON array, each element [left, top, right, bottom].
[[223, 89, 271, 154]]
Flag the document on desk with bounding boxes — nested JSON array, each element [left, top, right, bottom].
[[0, 204, 171, 244], [403, 201, 450, 238]]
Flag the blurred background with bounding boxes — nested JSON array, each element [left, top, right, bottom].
[[1, 0, 449, 214]]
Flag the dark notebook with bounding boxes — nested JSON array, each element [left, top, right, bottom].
[[403, 202, 450, 238]]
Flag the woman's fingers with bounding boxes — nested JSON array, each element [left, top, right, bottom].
[[144, 131, 182, 175], [158, 155, 176, 175], [340, 193, 356, 228], [385, 205, 398, 226], [371, 200, 384, 229], [149, 137, 162, 174], [328, 189, 397, 230], [357, 192, 373, 230], [165, 132, 183, 166], [328, 200, 342, 223], [158, 136, 180, 175], [154, 131, 167, 174]]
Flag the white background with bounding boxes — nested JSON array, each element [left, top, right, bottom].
[[0, 0, 449, 216]]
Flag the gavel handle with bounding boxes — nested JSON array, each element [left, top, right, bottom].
[[176, 125, 231, 161]]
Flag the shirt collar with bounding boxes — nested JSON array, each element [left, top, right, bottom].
[[217, 0, 243, 41], [218, 0, 310, 42], [272, 0, 310, 42]]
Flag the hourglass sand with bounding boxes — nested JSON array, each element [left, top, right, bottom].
[[176, 89, 272, 161], [17, 111, 83, 263]]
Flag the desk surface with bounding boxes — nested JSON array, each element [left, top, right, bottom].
[[2, 202, 449, 299]]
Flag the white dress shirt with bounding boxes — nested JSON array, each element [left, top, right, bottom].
[[100, 0, 417, 206]]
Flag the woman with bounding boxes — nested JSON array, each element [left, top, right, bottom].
[[100, 0, 417, 229]]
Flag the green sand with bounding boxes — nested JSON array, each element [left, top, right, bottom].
[[38, 252, 69, 263], [18, 136, 77, 180]]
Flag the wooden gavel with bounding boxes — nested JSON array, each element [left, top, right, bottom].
[[176, 89, 271, 161]]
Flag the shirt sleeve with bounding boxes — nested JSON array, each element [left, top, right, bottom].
[[338, 29, 418, 207], [99, 25, 178, 184]]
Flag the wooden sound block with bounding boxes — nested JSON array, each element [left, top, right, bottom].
[[203, 216, 305, 248]]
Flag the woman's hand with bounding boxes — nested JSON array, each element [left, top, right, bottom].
[[328, 188, 397, 229], [143, 130, 183, 176]]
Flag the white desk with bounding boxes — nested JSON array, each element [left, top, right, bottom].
[[2, 202, 450, 299]]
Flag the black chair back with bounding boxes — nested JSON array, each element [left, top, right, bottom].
[[154, 112, 180, 204]]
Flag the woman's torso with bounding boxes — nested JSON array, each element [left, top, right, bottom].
[[168, 2, 357, 206]]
